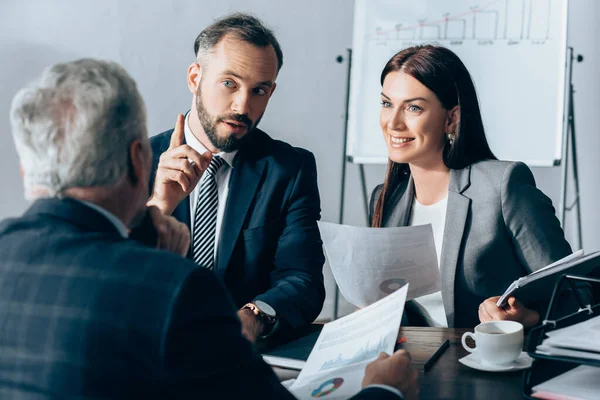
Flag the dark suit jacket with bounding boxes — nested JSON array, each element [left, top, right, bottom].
[[0, 198, 398, 399], [370, 161, 573, 328], [149, 127, 326, 331]]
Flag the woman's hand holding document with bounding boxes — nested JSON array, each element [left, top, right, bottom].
[[318, 221, 440, 308], [496, 249, 600, 307]]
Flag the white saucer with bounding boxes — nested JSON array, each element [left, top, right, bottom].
[[459, 352, 533, 372]]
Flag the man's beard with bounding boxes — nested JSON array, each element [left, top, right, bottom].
[[196, 90, 263, 153]]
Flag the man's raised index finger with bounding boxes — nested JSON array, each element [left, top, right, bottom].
[[169, 114, 185, 149]]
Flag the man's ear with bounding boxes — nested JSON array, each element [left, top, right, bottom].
[[187, 63, 203, 95], [446, 105, 460, 133], [127, 139, 147, 186]]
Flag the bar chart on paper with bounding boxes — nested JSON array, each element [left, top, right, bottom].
[[319, 336, 391, 372], [347, 0, 568, 166]]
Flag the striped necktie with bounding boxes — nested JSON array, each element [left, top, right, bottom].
[[192, 155, 225, 269]]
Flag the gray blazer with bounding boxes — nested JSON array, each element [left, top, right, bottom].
[[370, 160, 572, 328]]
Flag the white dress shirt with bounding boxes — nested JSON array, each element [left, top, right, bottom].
[[184, 113, 238, 259], [410, 195, 449, 327], [77, 199, 129, 239], [184, 115, 279, 322]]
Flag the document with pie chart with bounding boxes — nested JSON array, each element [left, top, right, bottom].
[[289, 284, 408, 399], [318, 221, 440, 308]]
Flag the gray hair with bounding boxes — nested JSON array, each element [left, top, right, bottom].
[[194, 12, 283, 71], [10, 58, 148, 199]]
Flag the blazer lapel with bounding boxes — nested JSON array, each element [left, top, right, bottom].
[[216, 151, 267, 272], [440, 166, 472, 327]]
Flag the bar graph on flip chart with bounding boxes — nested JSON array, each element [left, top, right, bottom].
[[374, 0, 553, 42], [347, 0, 568, 166]]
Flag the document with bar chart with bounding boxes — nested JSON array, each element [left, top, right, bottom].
[[289, 284, 408, 399]]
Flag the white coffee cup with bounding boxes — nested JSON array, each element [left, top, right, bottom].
[[461, 321, 524, 365]]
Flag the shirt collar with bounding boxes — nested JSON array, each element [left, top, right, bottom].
[[184, 112, 238, 168], [76, 199, 130, 238]]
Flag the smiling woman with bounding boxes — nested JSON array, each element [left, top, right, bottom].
[[369, 45, 574, 329], [379, 71, 455, 169]]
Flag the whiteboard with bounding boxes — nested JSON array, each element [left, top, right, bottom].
[[347, 0, 569, 167]]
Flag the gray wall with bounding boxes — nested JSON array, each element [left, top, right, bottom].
[[1, 1, 598, 320]]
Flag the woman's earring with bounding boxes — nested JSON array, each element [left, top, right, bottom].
[[446, 132, 455, 145]]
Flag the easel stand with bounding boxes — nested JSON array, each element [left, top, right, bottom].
[[558, 47, 584, 250]]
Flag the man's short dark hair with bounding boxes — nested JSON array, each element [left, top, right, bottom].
[[194, 12, 283, 71]]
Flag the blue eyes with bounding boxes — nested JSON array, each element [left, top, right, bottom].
[[381, 101, 422, 112], [223, 80, 267, 96]]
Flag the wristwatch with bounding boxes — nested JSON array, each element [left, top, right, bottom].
[[242, 300, 278, 336]]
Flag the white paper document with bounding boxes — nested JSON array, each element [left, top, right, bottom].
[[318, 221, 440, 308], [532, 365, 600, 400], [535, 345, 600, 362], [538, 315, 600, 354], [288, 284, 409, 400]]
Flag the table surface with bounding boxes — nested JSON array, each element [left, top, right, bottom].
[[268, 326, 526, 400], [398, 327, 524, 399]]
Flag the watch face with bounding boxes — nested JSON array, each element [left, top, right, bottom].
[[255, 300, 276, 318]]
